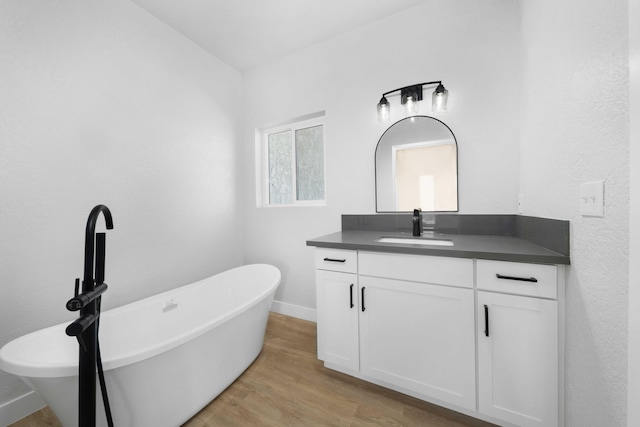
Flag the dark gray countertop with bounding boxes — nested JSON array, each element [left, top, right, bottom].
[[306, 230, 570, 265]]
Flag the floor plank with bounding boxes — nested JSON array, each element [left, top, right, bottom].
[[11, 313, 495, 427]]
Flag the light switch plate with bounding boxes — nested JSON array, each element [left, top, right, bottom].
[[580, 180, 604, 217]]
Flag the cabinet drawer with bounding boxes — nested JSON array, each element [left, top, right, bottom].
[[476, 260, 557, 299], [315, 248, 358, 273], [359, 251, 474, 288]]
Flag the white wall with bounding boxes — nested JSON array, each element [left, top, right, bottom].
[[242, 0, 522, 312], [628, 0, 639, 424], [0, 0, 243, 413], [519, 1, 629, 426]]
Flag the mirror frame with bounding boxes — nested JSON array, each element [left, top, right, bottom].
[[375, 115, 459, 213]]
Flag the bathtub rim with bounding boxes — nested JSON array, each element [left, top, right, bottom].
[[0, 263, 281, 379]]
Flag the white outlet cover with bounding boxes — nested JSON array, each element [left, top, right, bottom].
[[579, 180, 604, 217]]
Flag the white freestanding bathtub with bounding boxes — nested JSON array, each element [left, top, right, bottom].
[[0, 264, 281, 427]]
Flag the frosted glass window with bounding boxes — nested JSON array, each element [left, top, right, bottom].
[[268, 130, 293, 205], [260, 116, 325, 207], [295, 125, 325, 201]]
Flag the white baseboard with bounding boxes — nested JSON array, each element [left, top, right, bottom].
[[0, 391, 45, 427], [271, 300, 316, 322]]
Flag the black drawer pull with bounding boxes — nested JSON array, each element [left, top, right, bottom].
[[323, 257, 346, 263], [361, 287, 366, 312], [496, 274, 538, 283], [484, 304, 489, 337], [349, 284, 354, 309]]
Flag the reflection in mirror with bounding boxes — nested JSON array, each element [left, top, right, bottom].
[[375, 116, 458, 212]]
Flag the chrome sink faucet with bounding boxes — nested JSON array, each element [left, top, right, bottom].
[[412, 208, 422, 236]]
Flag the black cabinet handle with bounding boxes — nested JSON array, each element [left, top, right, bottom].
[[496, 273, 538, 283], [361, 287, 366, 312], [484, 304, 489, 337], [349, 284, 354, 308], [323, 257, 346, 263]]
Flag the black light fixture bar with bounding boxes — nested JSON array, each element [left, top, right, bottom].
[[381, 81, 442, 99], [377, 80, 448, 122]]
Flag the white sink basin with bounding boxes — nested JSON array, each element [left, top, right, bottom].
[[377, 237, 454, 246]]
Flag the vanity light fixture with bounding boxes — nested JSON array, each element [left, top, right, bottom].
[[377, 81, 449, 122]]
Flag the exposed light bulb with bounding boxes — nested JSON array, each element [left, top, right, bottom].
[[404, 95, 419, 116]]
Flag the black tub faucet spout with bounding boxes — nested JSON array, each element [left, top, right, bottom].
[[84, 205, 113, 288]]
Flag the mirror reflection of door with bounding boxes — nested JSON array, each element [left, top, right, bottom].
[[394, 141, 457, 211], [376, 116, 458, 212]]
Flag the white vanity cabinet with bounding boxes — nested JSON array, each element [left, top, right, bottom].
[[477, 260, 561, 427], [313, 248, 565, 427], [315, 248, 359, 371], [317, 249, 477, 411], [357, 277, 476, 410]]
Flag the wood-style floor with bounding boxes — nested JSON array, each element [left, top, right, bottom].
[[11, 313, 495, 427]]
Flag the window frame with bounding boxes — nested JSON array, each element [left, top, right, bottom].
[[257, 115, 326, 208]]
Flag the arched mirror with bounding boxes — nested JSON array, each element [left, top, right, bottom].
[[375, 116, 458, 212]]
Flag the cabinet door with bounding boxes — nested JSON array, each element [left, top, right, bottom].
[[478, 291, 558, 427], [359, 276, 476, 411], [316, 270, 359, 371]]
